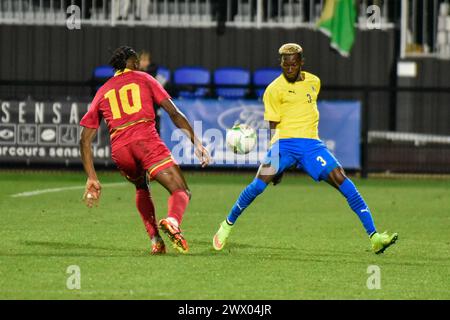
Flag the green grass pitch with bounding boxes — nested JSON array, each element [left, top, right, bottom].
[[0, 170, 449, 299]]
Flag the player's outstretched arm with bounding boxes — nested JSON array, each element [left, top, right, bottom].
[[80, 127, 102, 207], [159, 98, 211, 168]]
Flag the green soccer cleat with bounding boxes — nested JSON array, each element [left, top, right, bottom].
[[213, 220, 233, 251], [370, 231, 398, 254]]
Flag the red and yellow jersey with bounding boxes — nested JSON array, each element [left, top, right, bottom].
[[80, 68, 170, 150]]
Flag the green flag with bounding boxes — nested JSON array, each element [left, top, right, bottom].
[[317, 0, 356, 57]]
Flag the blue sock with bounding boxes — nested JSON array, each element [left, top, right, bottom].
[[227, 178, 268, 224], [339, 178, 377, 236]]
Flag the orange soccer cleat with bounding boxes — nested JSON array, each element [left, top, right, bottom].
[[151, 239, 167, 255], [158, 218, 189, 253]]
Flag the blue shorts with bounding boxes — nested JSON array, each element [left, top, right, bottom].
[[262, 138, 341, 181]]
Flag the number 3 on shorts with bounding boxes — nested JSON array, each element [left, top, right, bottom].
[[316, 156, 327, 167]]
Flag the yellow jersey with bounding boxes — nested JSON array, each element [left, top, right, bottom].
[[263, 71, 321, 144]]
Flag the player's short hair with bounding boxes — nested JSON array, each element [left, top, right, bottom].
[[278, 43, 304, 60], [109, 46, 138, 71]]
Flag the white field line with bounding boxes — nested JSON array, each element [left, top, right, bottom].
[[10, 182, 127, 198]]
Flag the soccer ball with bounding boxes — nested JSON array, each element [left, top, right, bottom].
[[226, 124, 257, 154]]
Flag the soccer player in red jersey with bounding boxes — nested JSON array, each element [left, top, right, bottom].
[[79, 46, 210, 254]]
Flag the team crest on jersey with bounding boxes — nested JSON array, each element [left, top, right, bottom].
[[311, 86, 316, 92]]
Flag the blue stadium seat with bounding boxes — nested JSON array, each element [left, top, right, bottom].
[[214, 67, 250, 99], [173, 66, 210, 98], [93, 65, 115, 79], [156, 66, 171, 84], [253, 67, 281, 98], [93, 65, 115, 91]]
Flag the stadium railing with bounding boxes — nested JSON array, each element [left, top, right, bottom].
[[0, 0, 396, 29], [3, 1, 449, 59], [400, 0, 450, 59]]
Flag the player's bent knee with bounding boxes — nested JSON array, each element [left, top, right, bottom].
[[125, 174, 147, 189], [257, 171, 279, 185], [325, 167, 346, 187], [258, 164, 278, 177], [332, 167, 347, 186], [135, 182, 148, 190]]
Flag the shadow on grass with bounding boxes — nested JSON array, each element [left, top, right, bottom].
[[3, 239, 366, 261], [189, 239, 296, 251], [5, 239, 257, 258], [5, 240, 147, 258], [4, 239, 444, 267], [22, 240, 128, 251], [0, 239, 297, 259]]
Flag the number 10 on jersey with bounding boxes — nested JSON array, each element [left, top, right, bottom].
[[104, 83, 142, 119]]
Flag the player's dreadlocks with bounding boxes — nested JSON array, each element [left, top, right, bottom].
[[109, 46, 138, 71]]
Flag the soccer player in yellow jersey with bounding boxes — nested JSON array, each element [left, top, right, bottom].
[[213, 43, 398, 254]]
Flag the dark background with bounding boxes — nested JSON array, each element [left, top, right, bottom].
[[1, 25, 449, 135]]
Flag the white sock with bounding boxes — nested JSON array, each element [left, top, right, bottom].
[[167, 217, 179, 228]]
